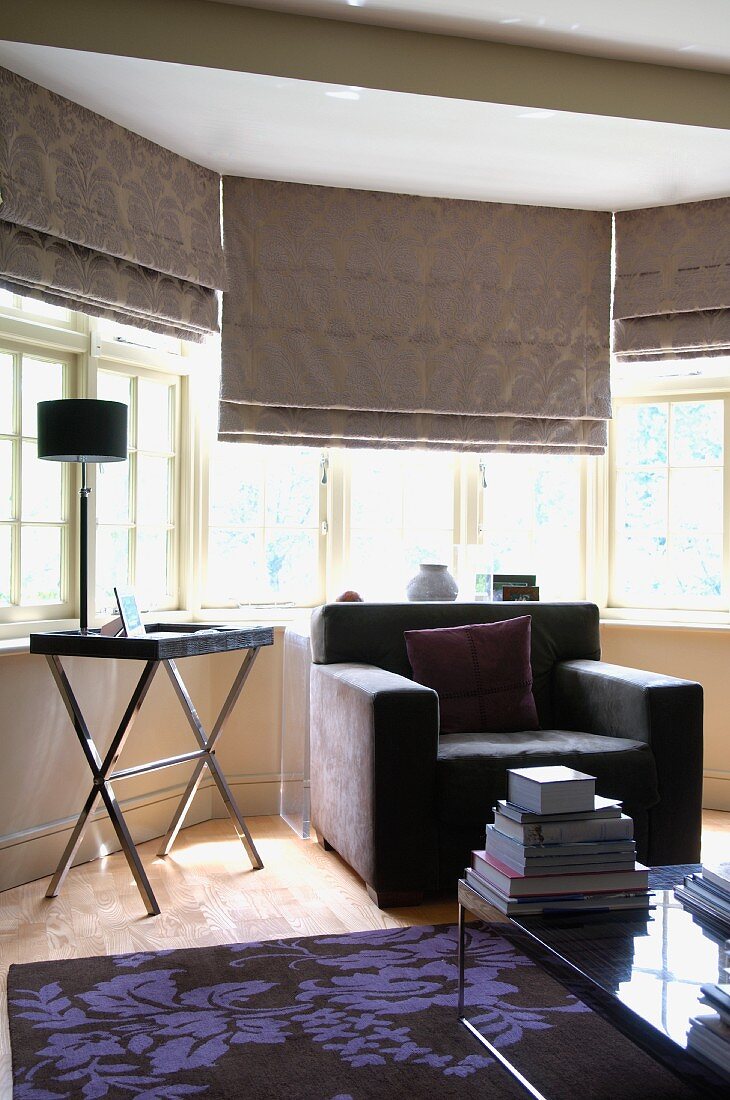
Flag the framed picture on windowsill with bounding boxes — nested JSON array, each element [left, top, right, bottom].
[[114, 586, 146, 638], [492, 574, 537, 601], [503, 585, 540, 602]]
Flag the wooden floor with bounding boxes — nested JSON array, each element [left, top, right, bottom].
[[1, 809, 728, 1096]]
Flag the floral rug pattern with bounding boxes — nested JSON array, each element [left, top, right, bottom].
[[8, 922, 691, 1100]]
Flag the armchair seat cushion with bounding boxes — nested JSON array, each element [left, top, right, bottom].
[[436, 729, 660, 828]]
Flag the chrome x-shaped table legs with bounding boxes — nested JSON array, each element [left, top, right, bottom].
[[45, 647, 263, 916]]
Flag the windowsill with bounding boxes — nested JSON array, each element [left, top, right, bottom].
[[0, 637, 31, 655], [600, 616, 730, 633]]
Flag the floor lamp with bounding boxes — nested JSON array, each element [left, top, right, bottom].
[[37, 399, 128, 634]]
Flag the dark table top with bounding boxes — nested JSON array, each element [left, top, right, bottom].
[[30, 623, 274, 660], [504, 864, 728, 1095]]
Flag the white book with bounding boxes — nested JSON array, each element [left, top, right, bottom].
[[507, 766, 596, 814], [492, 809, 635, 846]]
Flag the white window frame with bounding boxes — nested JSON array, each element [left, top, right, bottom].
[[0, 301, 193, 639], [601, 365, 730, 626]]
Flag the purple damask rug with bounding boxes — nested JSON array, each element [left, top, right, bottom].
[[8, 922, 699, 1099]]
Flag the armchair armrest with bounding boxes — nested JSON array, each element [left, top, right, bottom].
[[554, 659, 703, 863], [310, 663, 440, 896]]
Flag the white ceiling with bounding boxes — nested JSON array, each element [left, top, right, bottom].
[[229, 0, 730, 72], [1, 6, 729, 212]]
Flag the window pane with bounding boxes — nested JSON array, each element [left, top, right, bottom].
[[22, 440, 63, 521], [616, 404, 668, 467], [209, 443, 264, 527], [613, 397, 724, 607], [96, 527, 130, 611], [348, 448, 456, 600], [136, 529, 170, 607], [482, 454, 582, 599], [672, 535, 722, 598], [21, 526, 61, 603], [403, 532, 454, 575], [206, 443, 321, 605], [402, 452, 454, 530], [265, 448, 319, 527], [97, 459, 130, 523], [348, 531, 403, 600], [0, 289, 15, 308], [0, 352, 14, 433], [670, 401, 723, 466], [21, 358, 63, 436], [97, 370, 131, 408], [670, 468, 723, 534], [208, 528, 260, 602], [265, 531, 318, 600], [616, 470, 667, 535], [615, 535, 667, 600], [138, 378, 172, 452], [350, 452, 402, 529], [136, 455, 170, 524], [0, 439, 13, 520], [0, 526, 10, 604]]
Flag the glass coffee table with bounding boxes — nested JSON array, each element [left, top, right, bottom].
[[458, 866, 729, 1098]]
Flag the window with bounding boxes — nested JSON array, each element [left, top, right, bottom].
[[482, 454, 584, 600], [0, 292, 595, 632], [611, 397, 724, 609], [344, 449, 456, 601], [0, 346, 71, 620], [96, 369, 180, 614], [205, 444, 324, 607]]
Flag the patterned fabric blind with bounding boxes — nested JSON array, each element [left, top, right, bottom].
[[220, 177, 612, 453], [0, 67, 226, 340], [613, 198, 730, 362]]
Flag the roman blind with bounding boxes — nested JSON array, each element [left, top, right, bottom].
[[0, 66, 226, 340], [613, 198, 730, 362], [220, 177, 612, 452]]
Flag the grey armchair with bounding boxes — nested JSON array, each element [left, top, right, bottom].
[[309, 601, 703, 908]]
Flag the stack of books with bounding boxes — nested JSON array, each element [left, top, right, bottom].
[[687, 981, 730, 1082], [675, 862, 730, 935], [466, 765, 651, 916]]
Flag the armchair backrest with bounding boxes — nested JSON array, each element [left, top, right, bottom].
[[310, 601, 600, 728]]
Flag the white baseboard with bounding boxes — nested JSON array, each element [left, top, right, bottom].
[[0, 774, 280, 894], [703, 771, 730, 812]]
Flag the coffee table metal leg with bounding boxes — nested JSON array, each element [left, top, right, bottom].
[[206, 752, 263, 869], [98, 783, 160, 917], [157, 650, 264, 868], [458, 904, 549, 1100], [157, 759, 207, 857], [46, 786, 102, 898]]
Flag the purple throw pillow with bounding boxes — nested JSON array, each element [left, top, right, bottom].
[[404, 616, 539, 734]]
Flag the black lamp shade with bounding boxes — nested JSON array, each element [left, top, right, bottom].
[[37, 399, 128, 463]]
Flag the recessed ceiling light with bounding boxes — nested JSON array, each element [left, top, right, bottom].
[[518, 110, 557, 120], [500, 17, 522, 24], [326, 89, 361, 100]]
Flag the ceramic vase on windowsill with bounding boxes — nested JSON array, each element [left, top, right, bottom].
[[406, 562, 459, 601]]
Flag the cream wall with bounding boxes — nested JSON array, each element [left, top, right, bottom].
[[600, 623, 730, 812], [0, 633, 283, 893]]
